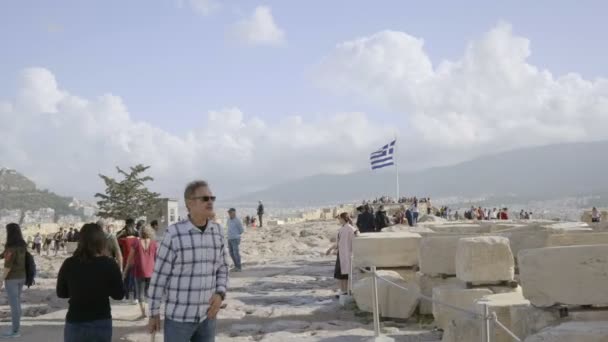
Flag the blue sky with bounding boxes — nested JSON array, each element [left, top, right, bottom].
[[1, 0, 606, 135], [1, 1, 607, 199]]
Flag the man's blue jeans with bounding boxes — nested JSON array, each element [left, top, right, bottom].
[[64, 319, 112, 342], [164, 318, 216, 342], [228, 238, 242, 269]]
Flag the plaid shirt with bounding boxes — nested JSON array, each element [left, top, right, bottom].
[[148, 219, 229, 322]]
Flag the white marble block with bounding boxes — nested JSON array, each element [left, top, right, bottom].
[[524, 321, 608, 342], [415, 272, 462, 315], [432, 285, 492, 330], [518, 245, 608, 307], [352, 270, 420, 319], [419, 235, 473, 276], [353, 232, 421, 267], [455, 236, 515, 283]]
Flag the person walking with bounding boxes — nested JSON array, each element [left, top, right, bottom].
[[226, 208, 245, 272], [410, 201, 420, 226], [57, 223, 124, 342], [97, 219, 123, 272], [117, 223, 139, 303], [54, 228, 64, 256], [257, 201, 264, 228], [1, 223, 28, 338], [326, 213, 359, 296], [123, 225, 157, 319], [148, 180, 229, 342], [33, 233, 42, 255]]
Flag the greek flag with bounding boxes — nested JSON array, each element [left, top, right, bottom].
[[370, 139, 396, 170]]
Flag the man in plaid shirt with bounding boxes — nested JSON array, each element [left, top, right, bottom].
[[148, 180, 229, 341]]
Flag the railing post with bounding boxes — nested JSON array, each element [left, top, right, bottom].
[[349, 252, 354, 295], [481, 303, 491, 342], [371, 266, 381, 337]]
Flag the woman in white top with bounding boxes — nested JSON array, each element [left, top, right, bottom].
[[326, 212, 359, 295], [592, 207, 601, 223]]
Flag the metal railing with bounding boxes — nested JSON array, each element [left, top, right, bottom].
[[348, 254, 522, 342]]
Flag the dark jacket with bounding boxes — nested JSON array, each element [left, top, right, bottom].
[[357, 212, 376, 233], [375, 211, 390, 230], [257, 204, 264, 215]]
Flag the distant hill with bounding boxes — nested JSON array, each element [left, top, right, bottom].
[[231, 140, 608, 206], [0, 168, 85, 218]]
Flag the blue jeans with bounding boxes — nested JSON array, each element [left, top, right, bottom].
[[164, 318, 216, 342], [124, 268, 137, 300], [5, 278, 24, 333], [64, 319, 112, 342], [228, 238, 241, 269]]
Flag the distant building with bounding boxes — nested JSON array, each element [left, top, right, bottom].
[[149, 198, 179, 237]]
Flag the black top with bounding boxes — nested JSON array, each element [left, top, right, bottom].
[[56, 255, 124, 323], [357, 212, 376, 233]]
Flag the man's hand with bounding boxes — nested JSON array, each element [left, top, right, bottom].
[[207, 294, 223, 319], [148, 314, 161, 334]]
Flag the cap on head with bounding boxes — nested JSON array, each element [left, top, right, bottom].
[[228, 208, 236, 213]]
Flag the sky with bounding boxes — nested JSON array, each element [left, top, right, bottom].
[[1, 0, 607, 202]]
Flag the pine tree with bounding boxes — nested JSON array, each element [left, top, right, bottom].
[[95, 164, 160, 219]]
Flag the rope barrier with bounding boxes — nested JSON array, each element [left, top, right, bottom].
[[374, 272, 482, 319], [492, 312, 523, 342], [354, 266, 523, 341]]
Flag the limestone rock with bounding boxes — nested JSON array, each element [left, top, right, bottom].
[[543, 222, 592, 232], [415, 272, 462, 315], [495, 225, 550, 260], [518, 245, 608, 307], [432, 285, 492, 330], [510, 305, 561, 339], [428, 224, 491, 234], [381, 224, 435, 234], [441, 317, 480, 342], [353, 232, 421, 267], [524, 321, 608, 342], [475, 292, 531, 342], [455, 236, 515, 283], [352, 270, 420, 319], [417, 215, 446, 223], [419, 235, 474, 276], [360, 267, 417, 284], [547, 232, 608, 247]]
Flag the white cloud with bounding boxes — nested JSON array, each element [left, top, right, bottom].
[[315, 22, 608, 163], [232, 6, 285, 46], [0, 68, 392, 200], [177, 0, 220, 16]]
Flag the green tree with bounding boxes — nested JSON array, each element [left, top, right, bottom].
[[95, 164, 160, 219]]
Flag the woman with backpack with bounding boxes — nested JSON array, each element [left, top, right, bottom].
[[56, 223, 124, 342], [1, 223, 28, 338]]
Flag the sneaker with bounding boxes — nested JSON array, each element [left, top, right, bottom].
[[1, 331, 20, 338], [132, 299, 139, 305]]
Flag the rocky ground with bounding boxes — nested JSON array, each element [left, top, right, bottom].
[[0, 220, 440, 341]]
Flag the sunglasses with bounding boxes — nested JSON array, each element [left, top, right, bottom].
[[191, 196, 216, 202]]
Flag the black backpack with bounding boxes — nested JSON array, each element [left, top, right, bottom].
[[25, 251, 36, 288]]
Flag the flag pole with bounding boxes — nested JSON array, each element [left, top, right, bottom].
[[394, 134, 400, 201]]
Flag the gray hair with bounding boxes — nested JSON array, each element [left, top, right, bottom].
[[184, 180, 209, 201]]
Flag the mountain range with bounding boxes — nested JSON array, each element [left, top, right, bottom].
[[230, 140, 608, 206], [0, 168, 86, 218]]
